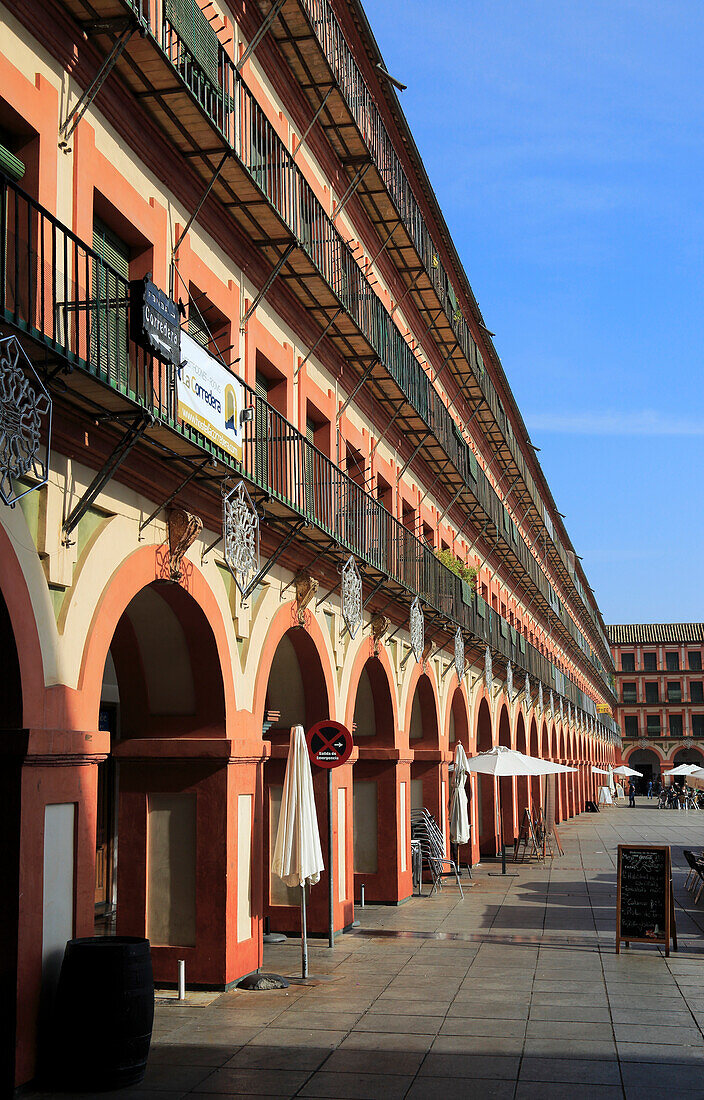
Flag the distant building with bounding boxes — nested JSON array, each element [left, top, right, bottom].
[[609, 624, 704, 784]]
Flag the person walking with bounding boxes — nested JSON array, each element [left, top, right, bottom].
[[628, 779, 636, 808], [647, 779, 653, 799]]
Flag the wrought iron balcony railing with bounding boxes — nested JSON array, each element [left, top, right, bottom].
[[42, 0, 613, 688], [148, 0, 613, 690], [0, 171, 619, 741], [255, 0, 613, 663]]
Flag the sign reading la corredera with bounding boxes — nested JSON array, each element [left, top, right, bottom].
[[177, 331, 245, 462], [306, 721, 353, 769], [130, 276, 180, 366]]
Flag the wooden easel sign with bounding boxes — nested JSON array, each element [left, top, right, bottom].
[[616, 845, 677, 956]]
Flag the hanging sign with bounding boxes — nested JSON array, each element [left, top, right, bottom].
[[177, 331, 245, 461], [306, 721, 353, 769], [130, 276, 180, 365]]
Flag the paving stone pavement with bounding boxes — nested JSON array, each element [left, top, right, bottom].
[[30, 800, 704, 1099]]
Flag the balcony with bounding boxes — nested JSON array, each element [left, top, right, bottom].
[[0, 170, 619, 736], [26, 0, 613, 694], [252, 0, 612, 668]]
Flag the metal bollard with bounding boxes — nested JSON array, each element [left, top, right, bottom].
[[178, 959, 186, 1001], [360, 883, 365, 908]]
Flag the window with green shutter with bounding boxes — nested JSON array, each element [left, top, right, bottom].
[[467, 448, 477, 482], [165, 0, 219, 88], [254, 371, 270, 487], [92, 218, 130, 391]]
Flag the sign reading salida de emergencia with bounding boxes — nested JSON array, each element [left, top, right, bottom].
[[177, 332, 245, 462]]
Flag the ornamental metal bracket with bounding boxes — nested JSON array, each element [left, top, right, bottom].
[[341, 555, 363, 639], [410, 596, 425, 663], [484, 645, 493, 694], [0, 334, 51, 507], [217, 482, 256, 593], [238, 517, 306, 605], [222, 478, 260, 595], [370, 613, 390, 656], [294, 570, 319, 626], [62, 412, 151, 543], [454, 627, 465, 682]]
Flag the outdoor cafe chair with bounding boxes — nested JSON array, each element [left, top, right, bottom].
[[683, 850, 704, 903]]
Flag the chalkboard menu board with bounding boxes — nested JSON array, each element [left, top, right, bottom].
[[616, 845, 676, 955]]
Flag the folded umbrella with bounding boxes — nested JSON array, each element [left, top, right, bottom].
[[449, 742, 470, 846], [272, 725, 324, 977]]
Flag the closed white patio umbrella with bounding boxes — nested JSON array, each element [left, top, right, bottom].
[[449, 743, 471, 846], [465, 746, 576, 874], [272, 725, 324, 978]]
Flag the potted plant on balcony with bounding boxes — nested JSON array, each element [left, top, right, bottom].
[[435, 549, 478, 606]]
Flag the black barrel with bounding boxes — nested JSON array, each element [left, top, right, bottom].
[[53, 936, 154, 1090]]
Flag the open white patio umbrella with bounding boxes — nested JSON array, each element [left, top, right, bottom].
[[664, 763, 701, 777], [449, 742, 471, 847], [271, 725, 324, 978], [465, 746, 576, 874], [591, 766, 611, 775], [613, 765, 642, 777]]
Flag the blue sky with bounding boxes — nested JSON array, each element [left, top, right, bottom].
[[362, 0, 704, 624]]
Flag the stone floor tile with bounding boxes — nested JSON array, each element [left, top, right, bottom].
[[419, 1052, 520, 1079], [322, 1048, 424, 1075], [519, 1054, 621, 1084], [528, 1005, 612, 1023], [405, 1077, 515, 1100], [297, 1071, 413, 1098], [440, 1016, 526, 1038], [515, 1084, 624, 1099], [191, 1067, 308, 1095], [353, 1012, 442, 1033]]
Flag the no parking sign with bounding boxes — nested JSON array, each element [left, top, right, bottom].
[[306, 721, 353, 769]]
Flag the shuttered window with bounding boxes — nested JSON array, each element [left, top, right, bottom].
[[92, 218, 129, 390], [165, 0, 219, 87]]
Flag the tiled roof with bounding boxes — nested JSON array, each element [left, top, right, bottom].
[[608, 623, 704, 646]]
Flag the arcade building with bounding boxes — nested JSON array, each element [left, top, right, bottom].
[[609, 623, 704, 787], [0, 0, 619, 1088]]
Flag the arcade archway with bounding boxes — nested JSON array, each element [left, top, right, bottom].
[[98, 580, 229, 984]]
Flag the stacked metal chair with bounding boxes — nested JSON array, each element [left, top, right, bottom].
[[410, 807, 464, 898]]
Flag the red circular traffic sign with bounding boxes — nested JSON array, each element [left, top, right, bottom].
[[306, 721, 353, 769]]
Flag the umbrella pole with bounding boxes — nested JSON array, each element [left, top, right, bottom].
[[300, 884, 308, 979], [500, 783, 507, 875]]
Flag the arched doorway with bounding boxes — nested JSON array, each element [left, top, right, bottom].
[[498, 705, 515, 846], [476, 697, 496, 856], [351, 657, 404, 903], [263, 626, 339, 935], [515, 713, 529, 834], [529, 716, 540, 814], [673, 746, 704, 767], [0, 587, 23, 1096], [101, 581, 229, 985], [448, 687, 471, 866], [627, 748, 662, 793], [409, 673, 443, 843]]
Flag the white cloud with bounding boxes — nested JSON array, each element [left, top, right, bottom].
[[526, 409, 704, 436]]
